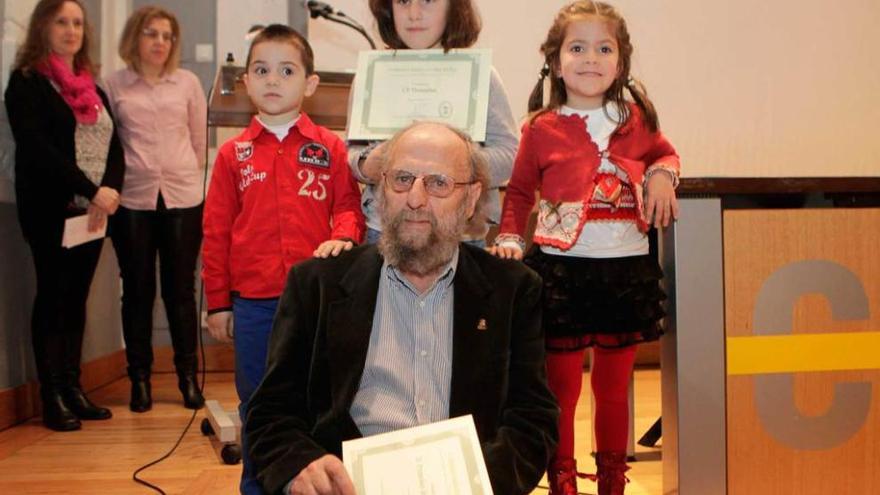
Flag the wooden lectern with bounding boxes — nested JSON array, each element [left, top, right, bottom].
[[661, 177, 880, 495], [207, 67, 353, 131]]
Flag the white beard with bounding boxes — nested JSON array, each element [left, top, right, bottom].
[[378, 200, 469, 276]]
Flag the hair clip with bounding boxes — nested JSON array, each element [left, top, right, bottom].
[[539, 63, 550, 79]]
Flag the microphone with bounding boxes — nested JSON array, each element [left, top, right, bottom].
[[302, 0, 377, 49], [305, 0, 335, 18]]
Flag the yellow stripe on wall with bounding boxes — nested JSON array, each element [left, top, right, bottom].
[[727, 332, 880, 375]]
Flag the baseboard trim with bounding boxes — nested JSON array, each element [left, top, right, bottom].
[[0, 350, 126, 432], [152, 343, 235, 373], [2, 340, 653, 430], [0, 344, 234, 431]]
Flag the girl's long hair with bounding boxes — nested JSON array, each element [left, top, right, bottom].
[[527, 0, 659, 132], [368, 0, 481, 51]]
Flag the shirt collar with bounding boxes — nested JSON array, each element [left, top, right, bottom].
[[560, 102, 620, 123], [121, 67, 179, 87], [382, 246, 460, 294], [241, 111, 319, 142]]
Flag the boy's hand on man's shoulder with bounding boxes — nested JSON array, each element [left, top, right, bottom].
[[313, 239, 354, 259]]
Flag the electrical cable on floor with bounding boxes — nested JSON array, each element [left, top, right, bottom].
[[130, 281, 209, 495], [129, 101, 215, 493]]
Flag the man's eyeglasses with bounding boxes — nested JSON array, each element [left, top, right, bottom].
[[383, 170, 476, 198], [141, 28, 176, 43]]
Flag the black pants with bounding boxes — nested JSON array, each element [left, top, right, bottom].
[[29, 236, 103, 392], [110, 196, 203, 377]]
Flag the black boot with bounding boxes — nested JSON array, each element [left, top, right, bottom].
[[61, 386, 112, 420], [41, 389, 81, 431], [178, 373, 204, 410], [129, 373, 152, 413]]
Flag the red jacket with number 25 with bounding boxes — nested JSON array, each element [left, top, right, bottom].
[[497, 104, 680, 250], [202, 113, 364, 312]]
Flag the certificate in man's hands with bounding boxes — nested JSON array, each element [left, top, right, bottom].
[[342, 415, 494, 495], [347, 49, 492, 142]]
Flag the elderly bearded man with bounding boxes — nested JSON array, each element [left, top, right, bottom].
[[245, 122, 559, 495]]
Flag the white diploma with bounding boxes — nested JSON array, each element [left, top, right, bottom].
[[348, 49, 493, 142], [62, 214, 106, 248], [343, 415, 494, 495]]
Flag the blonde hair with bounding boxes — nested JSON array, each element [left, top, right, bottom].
[[118, 6, 181, 75]]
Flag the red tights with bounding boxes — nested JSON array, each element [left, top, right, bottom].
[[546, 345, 637, 457]]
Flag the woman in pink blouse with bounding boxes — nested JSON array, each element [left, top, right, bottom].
[[104, 6, 206, 413]]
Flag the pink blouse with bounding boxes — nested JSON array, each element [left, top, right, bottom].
[[103, 68, 207, 210]]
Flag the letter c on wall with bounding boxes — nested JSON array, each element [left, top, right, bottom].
[[752, 260, 871, 450]]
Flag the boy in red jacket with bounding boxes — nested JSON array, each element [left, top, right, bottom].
[[201, 25, 364, 495]]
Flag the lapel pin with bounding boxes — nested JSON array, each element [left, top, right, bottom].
[[477, 318, 487, 331]]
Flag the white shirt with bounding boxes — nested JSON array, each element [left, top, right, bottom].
[[257, 116, 298, 141]]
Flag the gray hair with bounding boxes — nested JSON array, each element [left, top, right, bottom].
[[376, 121, 490, 220]]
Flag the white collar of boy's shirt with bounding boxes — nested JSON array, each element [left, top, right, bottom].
[[257, 115, 300, 142]]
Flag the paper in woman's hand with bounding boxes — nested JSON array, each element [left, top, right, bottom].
[[62, 214, 106, 248]]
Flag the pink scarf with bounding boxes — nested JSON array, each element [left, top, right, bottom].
[[36, 53, 102, 124]]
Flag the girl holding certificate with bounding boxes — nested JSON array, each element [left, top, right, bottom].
[[492, 2, 681, 494], [349, 0, 518, 247]]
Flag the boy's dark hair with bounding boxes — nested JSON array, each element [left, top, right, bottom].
[[245, 24, 315, 74], [368, 0, 481, 52]]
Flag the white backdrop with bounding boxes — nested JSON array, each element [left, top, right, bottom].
[[217, 0, 289, 67], [3, 0, 879, 185], [305, 0, 880, 178]]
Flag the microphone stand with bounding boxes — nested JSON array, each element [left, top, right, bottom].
[[310, 9, 376, 50]]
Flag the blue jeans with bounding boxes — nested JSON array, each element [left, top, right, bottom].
[[233, 297, 279, 495]]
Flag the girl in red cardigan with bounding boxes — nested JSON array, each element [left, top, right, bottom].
[[492, 2, 680, 494]]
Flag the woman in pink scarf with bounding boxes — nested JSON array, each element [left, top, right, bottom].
[[5, 0, 125, 432]]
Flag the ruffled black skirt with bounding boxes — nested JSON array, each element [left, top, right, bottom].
[[524, 248, 667, 352]]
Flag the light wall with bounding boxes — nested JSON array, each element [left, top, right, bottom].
[[306, 0, 880, 178], [0, 0, 37, 203], [8, 0, 877, 189]]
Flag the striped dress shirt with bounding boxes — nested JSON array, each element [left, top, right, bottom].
[[350, 249, 459, 436]]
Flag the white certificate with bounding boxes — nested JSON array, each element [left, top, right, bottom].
[[348, 49, 492, 142], [342, 415, 494, 495], [62, 214, 106, 248]]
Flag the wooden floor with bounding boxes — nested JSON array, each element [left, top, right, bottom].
[[0, 369, 662, 495]]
